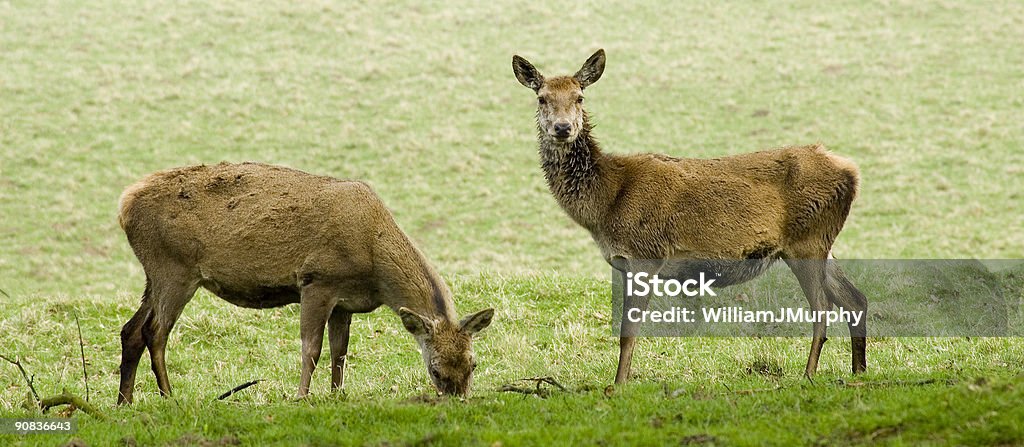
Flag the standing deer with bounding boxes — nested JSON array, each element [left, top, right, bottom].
[[116, 162, 494, 404], [512, 49, 867, 384]]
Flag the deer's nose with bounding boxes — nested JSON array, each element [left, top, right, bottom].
[[553, 122, 571, 136]]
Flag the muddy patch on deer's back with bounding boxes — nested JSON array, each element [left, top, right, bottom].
[[204, 172, 250, 194]]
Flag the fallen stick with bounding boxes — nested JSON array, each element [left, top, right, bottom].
[[498, 376, 567, 397], [499, 384, 547, 396], [217, 380, 264, 400], [3, 354, 107, 419], [0, 354, 40, 402], [39, 388, 108, 420], [73, 312, 90, 402], [520, 376, 567, 391]]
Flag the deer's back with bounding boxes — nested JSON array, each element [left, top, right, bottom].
[[119, 162, 384, 287], [601, 144, 859, 258]]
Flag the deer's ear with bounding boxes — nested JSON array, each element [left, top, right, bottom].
[[459, 308, 494, 334], [399, 307, 432, 336], [513, 55, 544, 92], [574, 49, 606, 89]]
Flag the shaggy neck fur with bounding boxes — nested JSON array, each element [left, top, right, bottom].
[[537, 114, 618, 229]]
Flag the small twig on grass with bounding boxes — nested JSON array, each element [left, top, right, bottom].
[[526, 376, 568, 391], [217, 380, 264, 400], [498, 384, 546, 396], [1, 354, 40, 402], [39, 388, 108, 420], [0, 287, 10, 298], [73, 312, 90, 402], [2, 355, 106, 419], [499, 376, 567, 397]]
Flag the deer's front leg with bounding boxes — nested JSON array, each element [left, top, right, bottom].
[[298, 284, 337, 397], [328, 307, 352, 390], [788, 259, 830, 379], [614, 258, 659, 385]]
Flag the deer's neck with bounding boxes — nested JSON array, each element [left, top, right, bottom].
[[538, 118, 619, 230], [375, 231, 457, 322]]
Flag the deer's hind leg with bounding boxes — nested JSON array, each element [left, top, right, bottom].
[[118, 279, 153, 405], [144, 263, 200, 398], [824, 260, 868, 373]]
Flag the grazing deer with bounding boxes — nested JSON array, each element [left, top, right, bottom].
[[116, 162, 494, 404], [512, 49, 867, 384]]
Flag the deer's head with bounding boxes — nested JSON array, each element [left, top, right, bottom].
[[512, 49, 606, 144], [399, 307, 494, 397]]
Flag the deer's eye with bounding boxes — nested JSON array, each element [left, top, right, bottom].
[[576, 96, 584, 104], [538, 97, 547, 105]]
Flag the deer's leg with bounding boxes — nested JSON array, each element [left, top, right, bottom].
[[144, 268, 199, 398], [787, 258, 830, 379], [824, 260, 868, 373], [850, 328, 867, 374], [328, 307, 352, 391], [298, 283, 337, 397], [615, 292, 649, 384], [118, 279, 153, 405], [614, 259, 659, 385], [615, 337, 640, 384]]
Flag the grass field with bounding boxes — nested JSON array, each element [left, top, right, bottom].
[[2, 0, 1023, 445]]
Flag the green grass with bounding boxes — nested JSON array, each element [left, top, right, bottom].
[[2, 278, 1024, 446], [1, 0, 1023, 445]]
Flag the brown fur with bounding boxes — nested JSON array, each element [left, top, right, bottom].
[[116, 162, 493, 404], [513, 50, 867, 384]]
